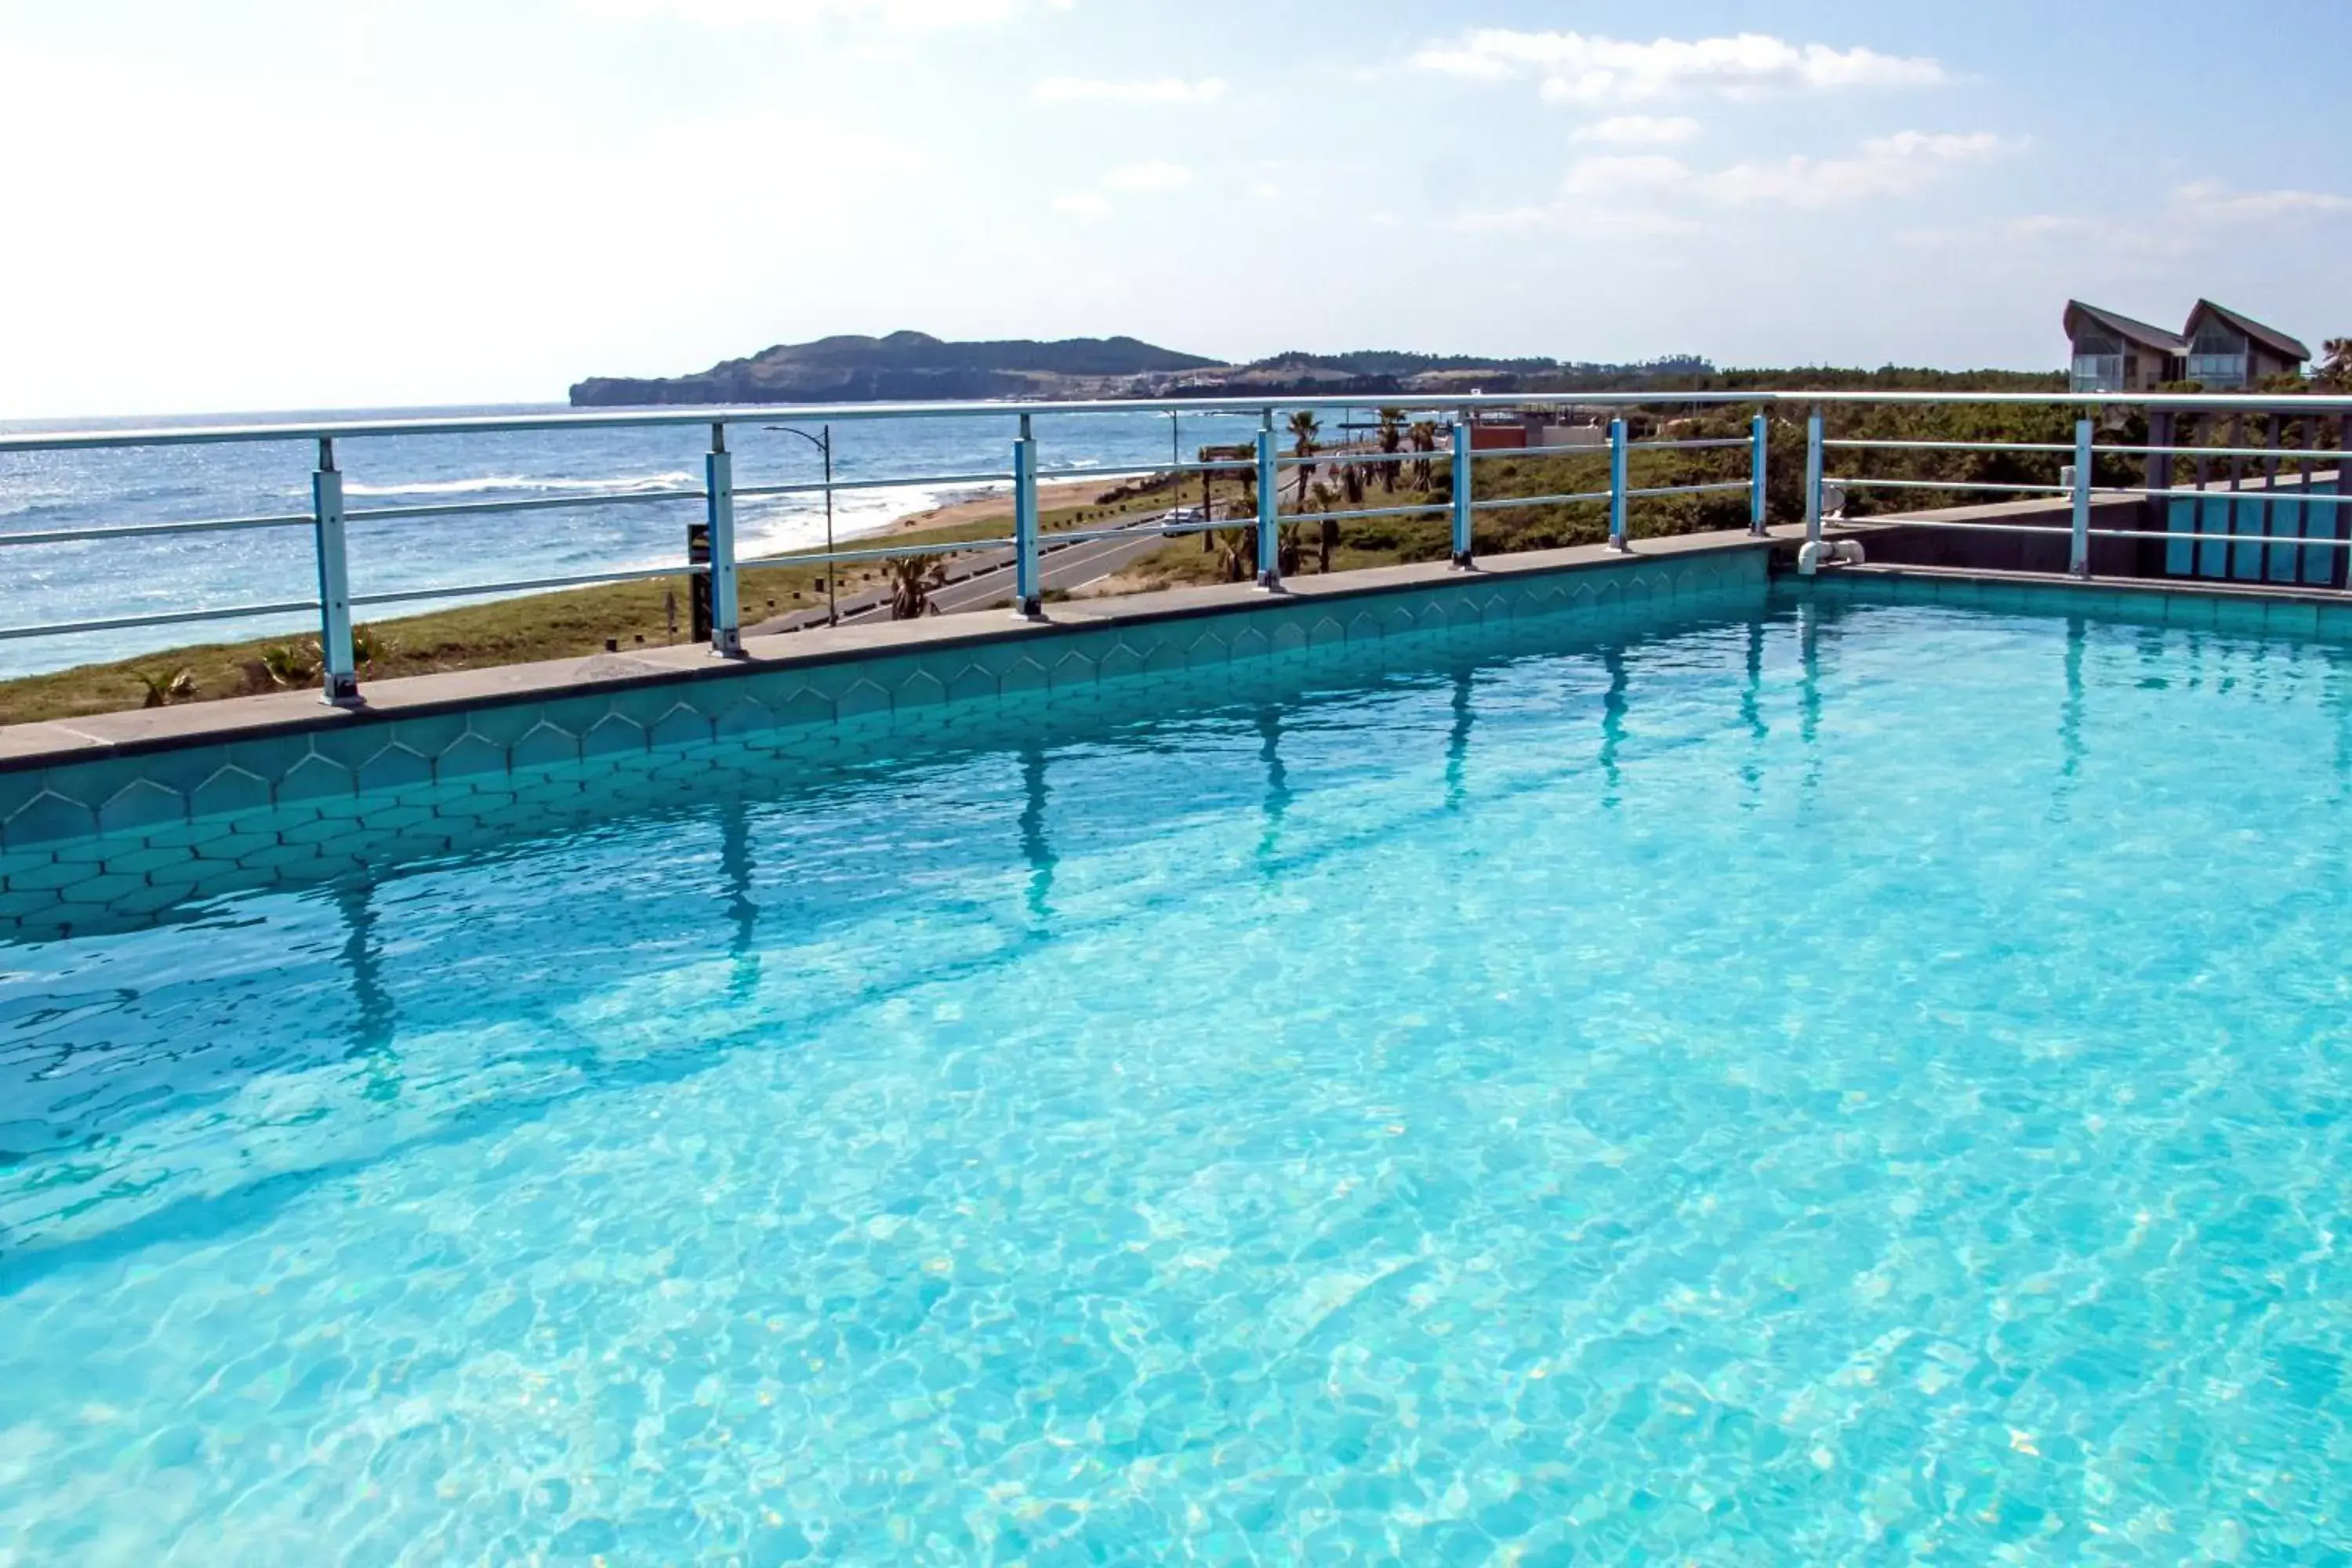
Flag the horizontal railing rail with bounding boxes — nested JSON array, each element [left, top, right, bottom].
[[345, 489, 707, 524], [744, 535, 1020, 568], [0, 511, 317, 548], [1472, 489, 1613, 513], [9, 388, 2352, 457], [0, 600, 324, 642], [1812, 406, 2346, 583], [4, 388, 2348, 699], [349, 564, 708, 608]]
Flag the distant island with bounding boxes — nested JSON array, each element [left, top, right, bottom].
[[567, 330, 1719, 406], [568, 332, 1218, 405]]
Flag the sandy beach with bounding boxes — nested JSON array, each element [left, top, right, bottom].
[[882, 477, 1121, 535]]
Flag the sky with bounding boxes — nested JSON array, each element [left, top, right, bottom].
[[1, 0, 2347, 417]]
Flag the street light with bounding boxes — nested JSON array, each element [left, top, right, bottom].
[[1166, 408, 1181, 524], [765, 423, 837, 626]]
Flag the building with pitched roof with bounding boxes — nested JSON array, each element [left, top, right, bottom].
[[2063, 302, 2186, 392], [2181, 299, 2312, 389], [2064, 299, 2310, 392]]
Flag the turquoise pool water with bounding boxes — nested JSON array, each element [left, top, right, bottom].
[[6, 584, 2352, 1563]]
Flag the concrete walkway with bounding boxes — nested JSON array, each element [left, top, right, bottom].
[[745, 517, 1213, 635]]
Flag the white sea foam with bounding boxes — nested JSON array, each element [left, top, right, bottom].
[[735, 481, 1011, 561], [342, 472, 699, 499]]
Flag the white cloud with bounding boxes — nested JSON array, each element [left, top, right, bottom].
[[1562, 154, 1693, 197], [1414, 29, 1944, 103], [1454, 129, 2005, 237], [1103, 160, 1195, 192], [1704, 131, 2011, 208], [1048, 160, 1194, 220], [1572, 115, 1701, 146], [584, 0, 1069, 28], [1248, 182, 1282, 200], [1451, 203, 1698, 236], [1033, 75, 1225, 105], [2170, 179, 2352, 223]]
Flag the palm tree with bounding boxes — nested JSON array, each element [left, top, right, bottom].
[[1287, 410, 1321, 510], [2324, 338, 2352, 389], [1376, 407, 1405, 493], [881, 554, 946, 619], [1408, 420, 1439, 490]]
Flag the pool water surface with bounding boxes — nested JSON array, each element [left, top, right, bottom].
[[5, 586, 2352, 1563]]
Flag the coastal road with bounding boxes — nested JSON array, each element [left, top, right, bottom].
[[743, 516, 1208, 636]]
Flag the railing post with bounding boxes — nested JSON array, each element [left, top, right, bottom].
[[1749, 412, 1769, 535], [1804, 407, 1825, 545], [2144, 408, 2174, 549], [1450, 416, 1474, 567], [312, 437, 359, 706], [706, 422, 742, 655], [1607, 417, 1629, 552], [1013, 413, 1041, 617], [2070, 416, 2094, 579], [1255, 410, 1280, 591]]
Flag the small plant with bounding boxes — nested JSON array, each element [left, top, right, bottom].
[[1215, 528, 1258, 583], [260, 642, 322, 689], [881, 554, 947, 619], [135, 666, 197, 707]]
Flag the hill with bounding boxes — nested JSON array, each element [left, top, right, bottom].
[[568, 331, 1221, 405], [568, 333, 2060, 407]]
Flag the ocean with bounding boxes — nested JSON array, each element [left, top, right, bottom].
[[0, 404, 1281, 680]]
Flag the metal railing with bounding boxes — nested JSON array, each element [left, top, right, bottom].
[[1807, 401, 2352, 583], [5, 389, 2350, 704]]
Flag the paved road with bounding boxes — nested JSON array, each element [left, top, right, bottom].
[[744, 517, 1213, 636]]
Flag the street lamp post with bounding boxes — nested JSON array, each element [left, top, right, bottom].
[[1166, 408, 1181, 524], [767, 423, 837, 626]]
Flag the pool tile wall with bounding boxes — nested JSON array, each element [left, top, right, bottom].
[[0, 550, 1767, 935], [1804, 564, 2352, 643]]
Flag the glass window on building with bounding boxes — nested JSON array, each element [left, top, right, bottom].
[[2071, 355, 2125, 391], [2071, 330, 2124, 391], [2189, 325, 2248, 387], [2188, 354, 2248, 387]]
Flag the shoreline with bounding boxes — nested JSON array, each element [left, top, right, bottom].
[[878, 476, 1143, 536]]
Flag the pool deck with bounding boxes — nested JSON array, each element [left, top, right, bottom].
[[0, 527, 1786, 772]]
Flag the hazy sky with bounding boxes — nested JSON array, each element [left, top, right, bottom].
[[2, 0, 2347, 416]]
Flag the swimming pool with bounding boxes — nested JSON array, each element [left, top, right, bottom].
[[5, 579, 2350, 1563]]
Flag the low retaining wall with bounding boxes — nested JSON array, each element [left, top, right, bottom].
[[1845, 466, 2346, 582]]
